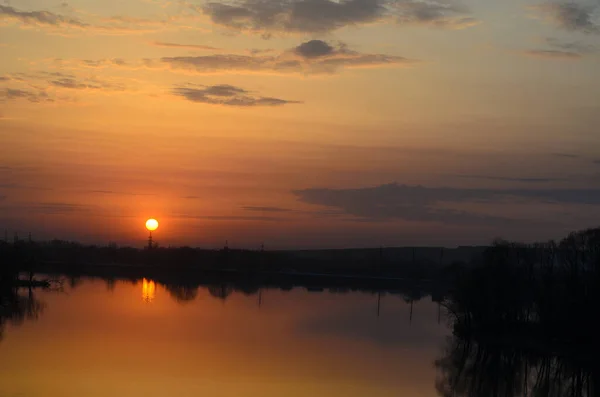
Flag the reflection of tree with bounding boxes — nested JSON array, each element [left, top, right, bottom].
[[0, 286, 45, 342], [208, 284, 232, 300], [165, 285, 198, 303], [69, 276, 83, 290], [236, 284, 259, 296], [435, 336, 529, 397], [105, 278, 116, 291], [435, 334, 596, 397]]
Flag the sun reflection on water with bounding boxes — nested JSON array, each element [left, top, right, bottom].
[[142, 278, 156, 303]]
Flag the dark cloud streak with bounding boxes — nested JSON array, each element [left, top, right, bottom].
[[172, 84, 301, 107], [242, 206, 292, 212], [151, 41, 222, 51], [523, 49, 582, 59], [161, 40, 415, 74], [457, 175, 565, 183], [293, 183, 600, 225], [0, 4, 88, 28], [0, 88, 52, 103], [552, 152, 580, 158]]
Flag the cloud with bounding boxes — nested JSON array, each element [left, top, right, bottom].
[[392, 0, 479, 29], [51, 78, 101, 89], [523, 37, 595, 59], [294, 40, 337, 58], [534, 2, 600, 33], [174, 213, 285, 221], [150, 41, 222, 51], [242, 206, 292, 212], [293, 183, 600, 225], [0, 4, 88, 28], [101, 15, 166, 26], [0, 88, 52, 103], [248, 48, 275, 54], [200, 0, 386, 34], [552, 152, 580, 158], [33, 202, 90, 214], [0, 5, 193, 35], [85, 190, 152, 196], [594, 159, 600, 165], [197, 0, 477, 34], [172, 84, 301, 106], [162, 40, 416, 74], [456, 175, 564, 183], [47, 40, 415, 75], [80, 58, 128, 68], [50, 76, 125, 91], [523, 49, 583, 59], [545, 37, 595, 52], [0, 202, 92, 215]]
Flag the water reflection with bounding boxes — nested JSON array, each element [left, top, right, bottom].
[[435, 332, 598, 397], [164, 283, 198, 303], [0, 275, 448, 397], [141, 278, 155, 303], [0, 286, 45, 341]]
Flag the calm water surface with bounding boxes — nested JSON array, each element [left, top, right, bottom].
[[0, 279, 449, 397]]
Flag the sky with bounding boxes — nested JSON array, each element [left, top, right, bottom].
[[1, 0, 600, 248]]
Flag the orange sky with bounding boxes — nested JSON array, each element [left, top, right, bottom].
[[1, 0, 600, 247]]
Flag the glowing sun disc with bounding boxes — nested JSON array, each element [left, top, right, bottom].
[[146, 218, 159, 231]]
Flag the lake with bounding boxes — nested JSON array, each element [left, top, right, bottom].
[[0, 278, 449, 397]]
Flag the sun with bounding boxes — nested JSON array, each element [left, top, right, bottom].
[[145, 218, 159, 231]]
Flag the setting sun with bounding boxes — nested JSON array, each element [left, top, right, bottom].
[[145, 219, 159, 231]]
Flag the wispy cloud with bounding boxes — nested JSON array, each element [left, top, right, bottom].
[[150, 41, 222, 51], [545, 37, 595, 52], [523, 49, 583, 59], [392, 0, 479, 29], [79, 59, 129, 68], [0, 88, 53, 103], [551, 152, 580, 158], [456, 174, 564, 183], [50, 76, 125, 91], [1, 71, 128, 104], [0, 202, 92, 215], [0, 5, 198, 35], [522, 37, 595, 59], [242, 206, 292, 212], [172, 84, 301, 106], [0, 4, 87, 28], [85, 190, 153, 196], [174, 213, 286, 221]]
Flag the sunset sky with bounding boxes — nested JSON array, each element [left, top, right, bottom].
[[1, 0, 600, 248]]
